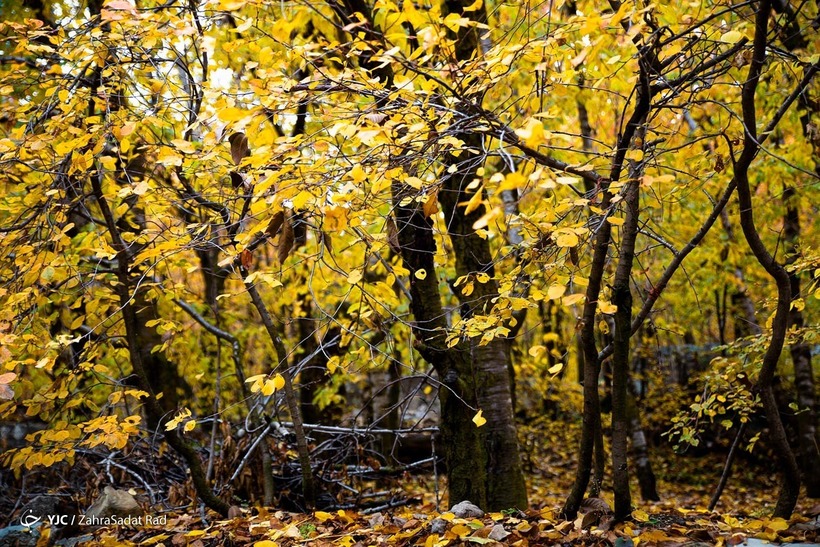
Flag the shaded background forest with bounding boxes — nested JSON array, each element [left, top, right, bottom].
[[0, 0, 819, 531]]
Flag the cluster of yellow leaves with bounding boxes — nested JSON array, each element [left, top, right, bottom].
[[246, 374, 286, 396]]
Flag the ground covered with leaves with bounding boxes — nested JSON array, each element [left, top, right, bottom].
[[35, 492, 820, 547], [6, 418, 820, 547]]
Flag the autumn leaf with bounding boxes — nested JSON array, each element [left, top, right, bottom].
[[165, 408, 192, 431], [240, 249, 253, 270], [386, 217, 401, 254], [423, 191, 439, 218], [472, 410, 487, 427], [0, 371, 15, 400], [266, 210, 285, 238], [276, 215, 295, 264], [228, 132, 251, 166], [632, 509, 650, 522]]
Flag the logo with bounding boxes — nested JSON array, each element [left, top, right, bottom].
[[19, 511, 41, 528]]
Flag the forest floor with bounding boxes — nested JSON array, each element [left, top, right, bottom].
[[3, 419, 820, 546], [43, 454, 819, 546]]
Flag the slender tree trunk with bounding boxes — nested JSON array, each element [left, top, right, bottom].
[[611, 168, 642, 519], [563, 27, 654, 517], [243, 270, 316, 509], [733, 0, 805, 516]]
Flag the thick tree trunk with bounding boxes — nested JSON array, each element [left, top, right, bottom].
[[134, 293, 191, 413], [436, 132, 528, 509], [440, 338, 526, 509], [783, 185, 820, 498]]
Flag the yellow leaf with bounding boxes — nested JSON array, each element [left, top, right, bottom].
[[133, 181, 150, 196], [164, 408, 191, 431], [183, 419, 196, 432], [261, 379, 275, 396], [218, 107, 246, 122], [415, 269, 427, 280], [720, 30, 744, 43], [347, 270, 363, 284], [515, 117, 545, 148], [404, 176, 424, 189], [315, 511, 334, 522], [766, 518, 789, 532], [348, 164, 366, 183], [562, 293, 585, 306], [607, 217, 625, 226], [171, 139, 196, 154], [548, 363, 563, 375], [632, 509, 650, 522], [599, 301, 617, 314], [463, 188, 483, 215], [528, 345, 545, 357], [498, 172, 526, 191], [472, 410, 487, 427], [272, 374, 285, 390], [626, 149, 644, 161], [556, 232, 578, 247], [291, 190, 313, 209], [324, 206, 348, 232], [463, 0, 482, 11], [547, 284, 566, 300]]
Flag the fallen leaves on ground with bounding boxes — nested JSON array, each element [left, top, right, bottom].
[[70, 500, 820, 547]]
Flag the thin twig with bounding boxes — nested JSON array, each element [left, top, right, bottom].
[[709, 422, 746, 511]]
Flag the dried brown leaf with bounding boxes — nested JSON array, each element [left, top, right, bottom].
[[228, 132, 250, 166], [277, 214, 294, 264], [423, 191, 438, 218], [579, 497, 612, 514], [240, 249, 253, 270], [266, 210, 285, 238], [230, 171, 244, 190]]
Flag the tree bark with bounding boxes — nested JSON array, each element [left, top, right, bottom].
[[436, 130, 528, 510], [611, 170, 642, 519], [733, 0, 804, 517], [783, 185, 820, 498]]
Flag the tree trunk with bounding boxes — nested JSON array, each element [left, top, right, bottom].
[[783, 185, 820, 498], [733, 0, 804, 516], [611, 171, 642, 519], [435, 128, 528, 509]]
